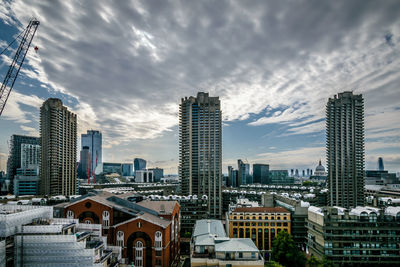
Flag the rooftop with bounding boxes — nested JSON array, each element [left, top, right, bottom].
[[136, 199, 177, 215], [193, 219, 226, 239], [232, 206, 289, 213], [215, 238, 259, 253]]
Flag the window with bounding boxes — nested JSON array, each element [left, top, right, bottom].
[[102, 210, 110, 227], [85, 220, 91, 224], [135, 241, 143, 267], [155, 231, 162, 250], [116, 231, 124, 247], [171, 216, 175, 241], [85, 202, 91, 208], [66, 210, 74, 219]]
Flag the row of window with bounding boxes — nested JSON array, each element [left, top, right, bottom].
[[232, 216, 289, 220], [233, 222, 288, 227]]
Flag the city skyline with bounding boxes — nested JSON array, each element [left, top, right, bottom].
[[0, 1, 399, 174]]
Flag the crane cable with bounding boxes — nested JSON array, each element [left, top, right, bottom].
[[0, 27, 27, 56]]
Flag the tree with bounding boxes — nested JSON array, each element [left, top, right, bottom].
[[308, 255, 322, 267], [265, 261, 283, 267], [271, 230, 306, 267], [321, 257, 334, 267]]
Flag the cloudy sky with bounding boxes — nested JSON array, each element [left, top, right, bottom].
[[0, 0, 399, 174]]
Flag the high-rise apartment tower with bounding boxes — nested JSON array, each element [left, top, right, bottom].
[[40, 98, 77, 196], [326, 92, 365, 208], [179, 92, 222, 218]]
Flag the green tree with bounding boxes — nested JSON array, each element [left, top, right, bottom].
[[308, 255, 322, 267], [265, 261, 283, 267], [271, 230, 306, 267], [321, 257, 334, 267]]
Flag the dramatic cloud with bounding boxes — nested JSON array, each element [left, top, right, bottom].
[[0, 0, 399, 171]]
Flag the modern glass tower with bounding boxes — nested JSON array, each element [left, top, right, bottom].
[[253, 164, 269, 184], [40, 98, 77, 196], [6, 135, 40, 193], [326, 92, 365, 208], [179, 92, 222, 218], [133, 158, 146, 176], [237, 159, 250, 185], [81, 130, 102, 175]]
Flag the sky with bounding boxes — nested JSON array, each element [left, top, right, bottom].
[[0, 0, 399, 174]]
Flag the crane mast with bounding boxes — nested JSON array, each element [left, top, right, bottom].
[[0, 19, 40, 116]]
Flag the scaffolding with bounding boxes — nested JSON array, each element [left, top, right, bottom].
[[0, 205, 53, 237]]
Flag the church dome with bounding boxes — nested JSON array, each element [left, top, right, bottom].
[[315, 160, 325, 172]]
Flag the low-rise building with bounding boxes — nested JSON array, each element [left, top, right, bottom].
[[0, 204, 118, 266], [273, 194, 309, 250], [307, 206, 400, 265], [135, 170, 154, 183], [191, 219, 264, 267], [55, 190, 180, 266], [227, 207, 291, 254], [13, 168, 39, 196]]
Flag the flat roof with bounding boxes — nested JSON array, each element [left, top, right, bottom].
[[215, 238, 259, 253], [232, 206, 289, 213]]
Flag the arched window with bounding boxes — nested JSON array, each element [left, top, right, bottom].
[[102, 210, 110, 227], [369, 212, 377, 223], [171, 216, 175, 241], [135, 241, 143, 267], [360, 212, 368, 222], [155, 231, 162, 249], [66, 210, 74, 219], [116, 231, 124, 247]]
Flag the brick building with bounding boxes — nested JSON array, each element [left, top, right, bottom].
[[55, 191, 180, 266]]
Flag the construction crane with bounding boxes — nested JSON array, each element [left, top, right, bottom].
[[0, 19, 40, 116]]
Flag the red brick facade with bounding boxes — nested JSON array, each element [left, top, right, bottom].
[[63, 197, 180, 267]]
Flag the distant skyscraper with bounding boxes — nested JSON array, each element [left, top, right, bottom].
[[20, 144, 40, 170], [326, 92, 365, 208], [295, 169, 299, 177], [134, 158, 146, 176], [6, 135, 40, 193], [378, 157, 384, 171], [253, 164, 269, 184], [40, 98, 77, 196], [122, 163, 133, 176], [302, 170, 305, 177], [290, 169, 294, 176], [179, 92, 222, 218], [148, 167, 164, 182], [78, 146, 91, 180], [238, 159, 250, 185], [227, 166, 239, 187], [81, 130, 102, 175]]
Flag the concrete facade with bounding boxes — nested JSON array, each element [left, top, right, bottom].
[[326, 92, 365, 208], [179, 92, 222, 218], [40, 98, 77, 196]]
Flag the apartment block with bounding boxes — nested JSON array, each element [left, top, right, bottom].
[[40, 98, 77, 196], [307, 206, 400, 265]]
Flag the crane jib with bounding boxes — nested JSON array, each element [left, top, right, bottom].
[[0, 19, 40, 116]]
